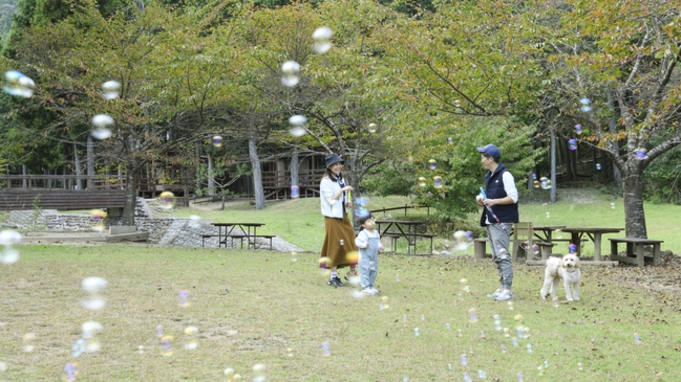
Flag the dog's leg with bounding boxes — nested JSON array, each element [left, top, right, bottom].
[[564, 278, 574, 302], [550, 277, 559, 299], [540, 271, 553, 299], [572, 279, 580, 301]]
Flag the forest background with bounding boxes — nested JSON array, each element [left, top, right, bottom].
[[0, 0, 680, 238]]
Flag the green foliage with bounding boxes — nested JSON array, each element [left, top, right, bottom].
[[643, 146, 681, 204]]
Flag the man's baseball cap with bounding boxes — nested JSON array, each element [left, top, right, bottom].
[[476, 144, 501, 160]]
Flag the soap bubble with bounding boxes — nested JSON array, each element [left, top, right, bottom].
[[90, 209, 107, 232], [346, 251, 359, 264], [82, 277, 108, 293], [568, 243, 577, 254], [4, 70, 35, 98], [418, 177, 426, 187], [433, 176, 442, 188], [634, 148, 647, 160], [575, 124, 582, 134], [64, 363, 78, 381], [428, 159, 436, 170], [312, 26, 333, 54], [321, 342, 331, 356], [610, 202, 616, 210], [160, 335, 174, 356], [533, 180, 540, 189], [579, 97, 592, 112], [568, 138, 578, 151], [0, 230, 22, 245], [596, 163, 601, 170], [288, 115, 307, 137], [91, 128, 112, 140], [178, 290, 190, 307], [102, 80, 121, 100], [159, 191, 175, 210], [354, 197, 370, 218], [92, 114, 114, 128], [212, 135, 223, 147], [81, 297, 106, 310], [183, 326, 198, 350], [290, 185, 299, 198], [23, 333, 35, 352], [0, 248, 19, 264], [367, 123, 377, 133], [318, 257, 332, 269], [281, 60, 301, 87]]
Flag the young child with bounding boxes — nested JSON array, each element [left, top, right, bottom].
[[355, 214, 384, 295]]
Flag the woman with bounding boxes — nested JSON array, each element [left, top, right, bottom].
[[320, 153, 359, 287]]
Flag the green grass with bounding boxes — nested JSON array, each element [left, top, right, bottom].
[[1, 245, 679, 381], [518, 191, 681, 256], [168, 195, 426, 252]]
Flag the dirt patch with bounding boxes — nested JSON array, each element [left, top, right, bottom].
[[602, 253, 681, 299]]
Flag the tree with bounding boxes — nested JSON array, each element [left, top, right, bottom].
[[12, 0, 249, 224], [234, 0, 403, 222], [538, 0, 681, 238]]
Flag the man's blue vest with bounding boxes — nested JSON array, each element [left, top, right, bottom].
[[480, 163, 519, 226]]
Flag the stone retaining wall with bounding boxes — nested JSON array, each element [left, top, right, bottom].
[[2, 198, 306, 252]]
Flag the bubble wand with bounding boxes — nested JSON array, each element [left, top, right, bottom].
[[479, 187, 500, 223]]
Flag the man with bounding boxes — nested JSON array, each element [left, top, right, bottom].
[[476, 144, 519, 301]]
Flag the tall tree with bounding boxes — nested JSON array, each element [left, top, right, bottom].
[[538, 0, 681, 238], [12, 0, 248, 224]]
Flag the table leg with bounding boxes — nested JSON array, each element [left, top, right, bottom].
[[571, 233, 580, 256], [593, 233, 602, 261], [611, 240, 618, 258], [252, 227, 257, 250]]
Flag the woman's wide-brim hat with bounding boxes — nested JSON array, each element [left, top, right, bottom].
[[325, 153, 344, 169]]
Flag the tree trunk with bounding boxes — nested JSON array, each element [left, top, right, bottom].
[[73, 143, 83, 190], [221, 194, 226, 211], [622, 165, 647, 239], [207, 152, 215, 196], [249, 138, 265, 210], [121, 167, 137, 226], [195, 143, 201, 191], [290, 150, 299, 189], [22, 164, 27, 189], [87, 135, 95, 190], [550, 129, 556, 203], [564, 139, 573, 182]]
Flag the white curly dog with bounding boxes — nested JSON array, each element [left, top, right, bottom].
[[540, 254, 581, 302]]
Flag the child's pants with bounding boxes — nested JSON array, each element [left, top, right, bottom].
[[359, 236, 380, 290]]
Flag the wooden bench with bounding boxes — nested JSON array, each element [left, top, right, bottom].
[[381, 233, 434, 255], [474, 238, 555, 261], [609, 238, 664, 267]]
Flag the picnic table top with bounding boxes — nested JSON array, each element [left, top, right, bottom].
[[374, 219, 426, 225], [533, 225, 566, 231], [559, 227, 624, 234], [609, 237, 664, 244], [211, 222, 265, 227]]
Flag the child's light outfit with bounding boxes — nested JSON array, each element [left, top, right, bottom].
[[355, 229, 380, 292]]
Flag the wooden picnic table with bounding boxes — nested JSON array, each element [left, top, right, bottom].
[[212, 222, 265, 250], [532, 225, 566, 243], [374, 219, 433, 255], [558, 227, 624, 261]]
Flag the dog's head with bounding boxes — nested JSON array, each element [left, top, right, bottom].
[[562, 254, 580, 270]]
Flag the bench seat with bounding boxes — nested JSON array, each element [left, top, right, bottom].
[[609, 237, 663, 267]]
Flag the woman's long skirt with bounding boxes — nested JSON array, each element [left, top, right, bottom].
[[321, 214, 358, 268]]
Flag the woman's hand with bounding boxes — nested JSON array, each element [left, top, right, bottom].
[[343, 185, 354, 192], [345, 201, 353, 208]]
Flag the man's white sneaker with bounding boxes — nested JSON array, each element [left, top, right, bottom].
[[487, 288, 503, 298], [494, 290, 514, 301]]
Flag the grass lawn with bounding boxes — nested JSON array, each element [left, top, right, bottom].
[[1, 245, 679, 381], [168, 195, 426, 252]]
